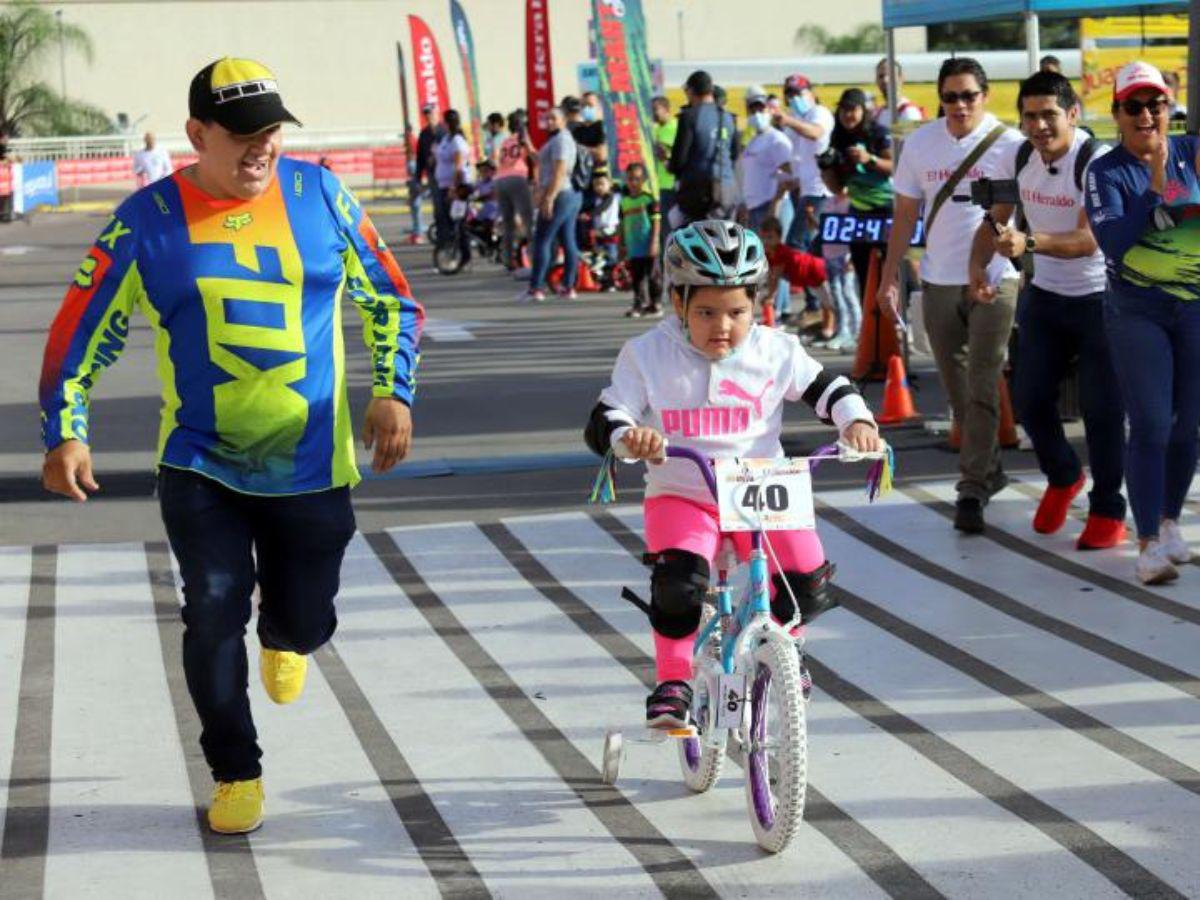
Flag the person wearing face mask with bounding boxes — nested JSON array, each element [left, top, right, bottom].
[[38, 58, 424, 835], [776, 74, 835, 257], [968, 71, 1126, 555], [735, 89, 794, 230], [564, 92, 609, 175], [1085, 61, 1200, 584]]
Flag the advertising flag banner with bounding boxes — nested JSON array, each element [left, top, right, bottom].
[[589, 0, 657, 189], [408, 14, 451, 119], [449, 0, 484, 160], [590, 0, 657, 190], [525, 0, 555, 147]]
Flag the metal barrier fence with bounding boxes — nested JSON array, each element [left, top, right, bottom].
[[6, 127, 406, 161]]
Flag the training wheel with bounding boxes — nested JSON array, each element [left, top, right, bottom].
[[601, 730, 624, 785]]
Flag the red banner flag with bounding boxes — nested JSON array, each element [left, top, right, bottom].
[[409, 15, 451, 119], [525, 0, 555, 147]]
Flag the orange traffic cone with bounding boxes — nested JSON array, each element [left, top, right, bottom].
[[762, 299, 777, 327], [852, 249, 902, 382], [998, 376, 1020, 448], [577, 260, 598, 292], [877, 354, 920, 424]]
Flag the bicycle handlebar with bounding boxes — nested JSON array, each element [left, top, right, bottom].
[[662, 441, 890, 504], [664, 445, 720, 501]]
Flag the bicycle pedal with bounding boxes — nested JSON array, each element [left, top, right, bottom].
[[665, 725, 698, 739]]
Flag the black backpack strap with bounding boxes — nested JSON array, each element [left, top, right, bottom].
[[1015, 140, 1034, 178], [1073, 137, 1098, 193]]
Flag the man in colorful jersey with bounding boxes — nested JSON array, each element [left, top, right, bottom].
[[38, 58, 424, 835]]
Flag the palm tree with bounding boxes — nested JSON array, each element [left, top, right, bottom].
[[0, 1, 112, 142], [794, 23, 886, 55]]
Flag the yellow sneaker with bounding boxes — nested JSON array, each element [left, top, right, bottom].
[[260, 648, 307, 704], [208, 778, 263, 834]]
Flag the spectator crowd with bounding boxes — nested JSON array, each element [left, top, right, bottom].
[[399, 55, 1196, 586]]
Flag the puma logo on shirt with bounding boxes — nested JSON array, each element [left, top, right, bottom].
[[718, 377, 774, 418]]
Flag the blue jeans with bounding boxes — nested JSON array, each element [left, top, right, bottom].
[[407, 175, 427, 237], [776, 194, 795, 315], [827, 254, 861, 342], [1015, 285, 1126, 520], [1104, 288, 1200, 538], [158, 468, 356, 781], [530, 189, 582, 291]]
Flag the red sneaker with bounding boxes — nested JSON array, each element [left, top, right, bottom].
[[1076, 514, 1128, 550], [1033, 472, 1087, 534]]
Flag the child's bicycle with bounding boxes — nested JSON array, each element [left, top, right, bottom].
[[600, 441, 893, 853]]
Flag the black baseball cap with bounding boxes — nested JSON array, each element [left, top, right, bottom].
[[188, 58, 301, 135]]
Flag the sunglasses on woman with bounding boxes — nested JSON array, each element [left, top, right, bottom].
[[1120, 97, 1168, 117], [940, 89, 983, 106]]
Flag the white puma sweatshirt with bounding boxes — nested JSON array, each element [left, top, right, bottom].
[[595, 317, 875, 505]]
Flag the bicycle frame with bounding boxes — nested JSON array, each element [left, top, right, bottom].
[[665, 447, 795, 681]]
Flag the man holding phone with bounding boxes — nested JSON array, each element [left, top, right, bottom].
[[878, 57, 1023, 533], [969, 71, 1126, 551]]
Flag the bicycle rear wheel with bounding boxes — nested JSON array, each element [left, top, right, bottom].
[[433, 239, 467, 275], [743, 637, 807, 853]]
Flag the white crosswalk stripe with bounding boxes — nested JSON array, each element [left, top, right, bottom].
[[0, 481, 1198, 898]]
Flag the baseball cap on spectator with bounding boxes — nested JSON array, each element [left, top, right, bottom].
[[189, 57, 300, 134], [745, 85, 769, 106], [783, 74, 812, 96], [837, 88, 869, 111], [1113, 61, 1169, 101]]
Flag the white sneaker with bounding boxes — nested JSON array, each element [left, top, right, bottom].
[[1159, 519, 1192, 565], [1136, 540, 1180, 585]]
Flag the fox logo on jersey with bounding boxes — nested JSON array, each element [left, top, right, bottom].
[[224, 212, 254, 232]]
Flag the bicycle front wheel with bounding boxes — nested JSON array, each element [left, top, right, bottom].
[[677, 670, 726, 792], [743, 637, 807, 853]]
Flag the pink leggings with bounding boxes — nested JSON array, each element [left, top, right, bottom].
[[644, 494, 825, 683]]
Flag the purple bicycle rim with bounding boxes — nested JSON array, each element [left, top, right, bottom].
[[748, 664, 775, 830], [684, 736, 701, 770]]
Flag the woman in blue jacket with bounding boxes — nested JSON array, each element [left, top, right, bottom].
[[1085, 61, 1199, 585]]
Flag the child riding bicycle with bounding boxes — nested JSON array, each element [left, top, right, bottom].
[[584, 220, 884, 729]]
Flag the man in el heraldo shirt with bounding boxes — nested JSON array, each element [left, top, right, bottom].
[[878, 57, 1024, 533], [969, 71, 1127, 552]]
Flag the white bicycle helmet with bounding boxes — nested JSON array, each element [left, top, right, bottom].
[[664, 219, 768, 295]]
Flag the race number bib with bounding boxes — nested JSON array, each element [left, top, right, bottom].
[[714, 458, 816, 532], [450, 199, 469, 220]]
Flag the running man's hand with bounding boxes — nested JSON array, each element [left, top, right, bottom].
[[362, 398, 413, 474], [619, 427, 666, 464], [841, 421, 883, 454], [42, 440, 99, 502], [876, 278, 902, 322]]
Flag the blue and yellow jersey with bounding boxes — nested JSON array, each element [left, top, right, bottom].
[[38, 157, 424, 495]]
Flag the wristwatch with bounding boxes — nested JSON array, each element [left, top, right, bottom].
[[1024, 233, 1037, 254]]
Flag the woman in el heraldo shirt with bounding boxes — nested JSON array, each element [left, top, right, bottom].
[[1085, 61, 1200, 586]]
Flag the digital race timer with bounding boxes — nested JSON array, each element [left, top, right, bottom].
[[818, 212, 926, 247]]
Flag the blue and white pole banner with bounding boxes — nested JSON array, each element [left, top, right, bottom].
[[13, 161, 60, 214]]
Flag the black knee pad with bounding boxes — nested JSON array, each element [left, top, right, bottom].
[[649, 550, 710, 639], [771, 561, 838, 624]]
